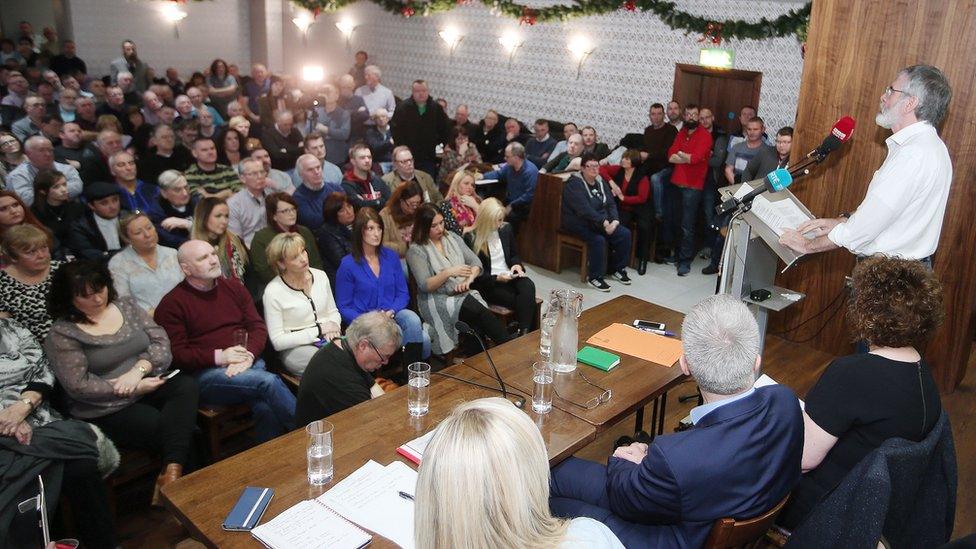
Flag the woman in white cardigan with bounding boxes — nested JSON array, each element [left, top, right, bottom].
[[262, 232, 342, 375]]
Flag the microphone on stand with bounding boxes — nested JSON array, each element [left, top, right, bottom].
[[455, 321, 525, 408], [716, 168, 793, 216], [715, 116, 856, 216]]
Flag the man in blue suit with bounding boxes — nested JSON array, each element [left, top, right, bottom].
[[550, 293, 804, 548]]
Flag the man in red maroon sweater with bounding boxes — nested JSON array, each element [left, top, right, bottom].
[[155, 240, 296, 442], [665, 104, 713, 276]]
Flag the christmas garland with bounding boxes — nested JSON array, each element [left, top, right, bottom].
[[283, 0, 811, 41]]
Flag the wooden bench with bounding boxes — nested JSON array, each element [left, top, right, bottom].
[[555, 231, 590, 282], [488, 298, 544, 330], [105, 448, 160, 516], [197, 404, 255, 461]]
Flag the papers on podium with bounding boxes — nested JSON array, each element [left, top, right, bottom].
[[732, 184, 811, 237]]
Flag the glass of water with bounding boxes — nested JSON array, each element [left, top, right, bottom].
[[407, 362, 431, 416], [539, 315, 556, 360], [532, 361, 554, 414], [232, 328, 248, 349], [306, 420, 334, 485]]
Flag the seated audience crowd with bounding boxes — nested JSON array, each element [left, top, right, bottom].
[[0, 31, 952, 549]]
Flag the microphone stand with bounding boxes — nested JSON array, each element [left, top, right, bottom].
[[431, 370, 529, 408], [716, 147, 831, 217], [455, 321, 526, 408]]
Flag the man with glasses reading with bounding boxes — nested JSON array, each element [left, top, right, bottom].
[[779, 65, 952, 268], [549, 294, 803, 548], [295, 311, 402, 425]]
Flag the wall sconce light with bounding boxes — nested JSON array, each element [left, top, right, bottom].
[[302, 65, 325, 83], [438, 28, 464, 58], [498, 30, 524, 69], [161, 4, 188, 39], [335, 20, 359, 49], [293, 11, 315, 46], [566, 35, 595, 80]]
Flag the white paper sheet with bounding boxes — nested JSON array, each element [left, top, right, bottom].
[[317, 460, 418, 549], [732, 183, 811, 236], [250, 499, 371, 549]]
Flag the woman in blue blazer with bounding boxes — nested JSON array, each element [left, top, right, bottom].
[[335, 207, 431, 367]]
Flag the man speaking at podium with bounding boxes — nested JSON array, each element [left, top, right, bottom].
[[779, 65, 952, 268]]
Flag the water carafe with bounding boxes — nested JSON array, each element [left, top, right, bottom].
[[547, 288, 584, 373]]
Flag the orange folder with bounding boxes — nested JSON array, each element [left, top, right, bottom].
[[586, 323, 682, 367]]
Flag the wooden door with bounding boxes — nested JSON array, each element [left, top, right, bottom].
[[673, 64, 762, 134]]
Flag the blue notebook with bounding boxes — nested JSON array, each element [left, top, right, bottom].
[[222, 486, 274, 531]]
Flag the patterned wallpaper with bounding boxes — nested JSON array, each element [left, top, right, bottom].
[[307, 0, 806, 144]]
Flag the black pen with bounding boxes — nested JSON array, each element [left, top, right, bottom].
[[398, 491, 414, 501]]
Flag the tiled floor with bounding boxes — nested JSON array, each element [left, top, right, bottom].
[[526, 255, 719, 315]]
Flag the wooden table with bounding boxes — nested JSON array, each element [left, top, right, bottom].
[[464, 295, 688, 435], [161, 364, 596, 548]]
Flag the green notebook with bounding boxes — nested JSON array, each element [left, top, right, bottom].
[[577, 346, 620, 371]]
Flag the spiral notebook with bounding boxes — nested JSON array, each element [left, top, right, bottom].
[[250, 499, 371, 549]]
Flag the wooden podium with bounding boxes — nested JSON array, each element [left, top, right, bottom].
[[718, 180, 812, 353]]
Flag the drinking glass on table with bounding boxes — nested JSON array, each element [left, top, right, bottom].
[[532, 361, 554, 414], [306, 420, 334, 485], [232, 328, 248, 349], [407, 362, 431, 417], [539, 315, 556, 360]]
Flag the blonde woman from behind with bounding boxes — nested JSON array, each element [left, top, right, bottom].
[[415, 397, 624, 549]]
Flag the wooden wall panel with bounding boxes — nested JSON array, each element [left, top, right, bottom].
[[774, 0, 976, 392]]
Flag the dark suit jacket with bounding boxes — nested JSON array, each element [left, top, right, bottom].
[[260, 126, 304, 172], [464, 223, 523, 288], [65, 210, 121, 263], [79, 145, 112, 186], [389, 97, 451, 164], [607, 385, 803, 548], [314, 221, 353, 290]]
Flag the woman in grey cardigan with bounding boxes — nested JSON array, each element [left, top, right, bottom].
[[406, 204, 512, 355], [44, 260, 199, 506]]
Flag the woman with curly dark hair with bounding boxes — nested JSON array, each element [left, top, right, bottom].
[[778, 256, 944, 529]]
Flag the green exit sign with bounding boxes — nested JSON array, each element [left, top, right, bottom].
[[699, 48, 735, 69]]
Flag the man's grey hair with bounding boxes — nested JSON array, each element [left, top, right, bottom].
[[157, 169, 186, 190], [237, 157, 263, 175], [116, 71, 133, 80], [108, 150, 133, 166], [899, 65, 952, 127], [24, 135, 52, 152], [364, 65, 381, 79], [506, 141, 525, 159], [295, 153, 318, 173], [681, 294, 759, 395], [346, 311, 402, 350]]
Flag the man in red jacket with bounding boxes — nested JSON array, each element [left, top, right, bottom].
[[154, 239, 297, 442], [666, 104, 713, 276]]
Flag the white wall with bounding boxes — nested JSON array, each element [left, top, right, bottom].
[[301, 0, 805, 144], [67, 0, 252, 80]]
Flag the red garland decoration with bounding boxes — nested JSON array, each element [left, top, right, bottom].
[[698, 22, 723, 45], [401, 3, 416, 16], [623, 1, 636, 11], [519, 7, 538, 25]]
